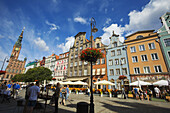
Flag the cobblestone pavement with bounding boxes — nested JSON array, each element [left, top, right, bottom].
[[0, 89, 170, 113]]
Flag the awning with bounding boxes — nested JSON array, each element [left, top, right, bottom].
[[65, 77, 88, 81]]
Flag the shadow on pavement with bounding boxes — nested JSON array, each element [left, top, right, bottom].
[[66, 103, 77, 109], [100, 100, 170, 113]]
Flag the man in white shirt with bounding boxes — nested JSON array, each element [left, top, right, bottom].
[[26, 81, 40, 113], [154, 87, 160, 98]]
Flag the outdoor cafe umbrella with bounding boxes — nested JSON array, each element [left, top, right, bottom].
[[72, 81, 88, 85], [153, 80, 169, 86], [130, 80, 151, 86], [62, 81, 74, 85], [94, 80, 115, 85]]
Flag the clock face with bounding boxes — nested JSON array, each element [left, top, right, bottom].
[[15, 47, 19, 51]]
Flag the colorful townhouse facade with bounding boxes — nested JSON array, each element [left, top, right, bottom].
[[55, 52, 69, 81], [124, 30, 169, 83], [67, 32, 91, 83], [158, 12, 170, 72], [44, 54, 59, 77], [106, 31, 130, 89], [93, 37, 108, 89]]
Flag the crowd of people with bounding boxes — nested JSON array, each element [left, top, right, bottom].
[[131, 87, 170, 101], [0, 81, 21, 99]]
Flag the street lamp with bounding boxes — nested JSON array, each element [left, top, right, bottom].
[[90, 17, 98, 113], [1, 56, 9, 71]]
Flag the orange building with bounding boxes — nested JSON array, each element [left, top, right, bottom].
[[93, 37, 107, 89], [125, 30, 169, 82]]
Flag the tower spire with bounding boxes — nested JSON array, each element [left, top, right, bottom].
[[19, 27, 25, 38], [15, 27, 25, 47]]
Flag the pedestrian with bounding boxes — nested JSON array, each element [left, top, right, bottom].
[[66, 86, 69, 101], [23, 83, 34, 113], [54, 83, 60, 113], [148, 89, 152, 101], [87, 87, 90, 96], [154, 87, 160, 98], [26, 81, 40, 113], [61, 87, 67, 105], [7, 83, 12, 91]]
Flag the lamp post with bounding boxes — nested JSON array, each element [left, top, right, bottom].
[[90, 17, 98, 113], [1, 56, 9, 71]]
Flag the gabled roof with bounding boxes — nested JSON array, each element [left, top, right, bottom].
[[74, 32, 86, 37], [125, 30, 155, 38]]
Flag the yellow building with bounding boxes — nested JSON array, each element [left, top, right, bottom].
[[125, 30, 169, 82]]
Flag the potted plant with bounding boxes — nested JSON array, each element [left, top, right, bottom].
[[80, 48, 104, 63]]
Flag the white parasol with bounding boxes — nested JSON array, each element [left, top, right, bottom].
[[130, 80, 151, 86], [94, 80, 115, 85], [153, 80, 169, 86]]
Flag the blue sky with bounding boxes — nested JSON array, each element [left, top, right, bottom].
[[0, 0, 170, 68]]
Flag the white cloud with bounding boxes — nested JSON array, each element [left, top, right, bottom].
[[55, 36, 59, 40], [124, 0, 170, 32], [101, 24, 124, 45], [57, 36, 75, 52], [104, 18, 112, 25], [74, 17, 88, 24], [120, 18, 123, 22], [101, 0, 170, 45], [45, 20, 60, 33], [34, 37, 49, 51]]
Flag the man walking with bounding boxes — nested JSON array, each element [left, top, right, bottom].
[[26, 81, 40, 113], [54, 83, 60, 113]]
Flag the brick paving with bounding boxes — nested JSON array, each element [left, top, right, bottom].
[[0, 90, 170, 113]]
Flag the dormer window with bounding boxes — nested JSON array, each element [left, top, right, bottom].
[[136, 35, 143, 39], [112, 42, 117, 47]]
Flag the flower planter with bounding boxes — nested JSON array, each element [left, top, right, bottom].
[[80, 48, 103, 63]]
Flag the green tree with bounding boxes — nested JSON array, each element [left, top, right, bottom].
[[11, 74, 25, 82], [25, 67, 52, 82]]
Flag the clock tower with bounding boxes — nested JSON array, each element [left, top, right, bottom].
[[10, 27, 25, 60], [4, 27, 27, 82]]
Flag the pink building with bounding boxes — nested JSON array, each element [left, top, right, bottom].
[[54, 52, 69, 81]]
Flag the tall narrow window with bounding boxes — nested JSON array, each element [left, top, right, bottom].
[[117, 49, 121, 55], [102, 68, 105, 74], [154, 66, 162, 73], [109, 69, 114, 75], [130, 46, 136, 53], [139, 45, 145, 51], [97, 69, 100, 75], [164, 38, 170, 46], [141, 55, 148, 61], [144, 66, 151, 73], [84, 69, 87, 75], [122, 68, 127, 75], [115, 59, 119, 65], [101, 58, 105, 64], [151, 53, 158, 60], [134, 67, 140, 74], [111, 50, 115, 56], [116, 69, 120, 75], [132, 56, 138, 62], [148, 43, 155, 49], [109, 60, 113, 65], [74, 70, 77, 76]]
